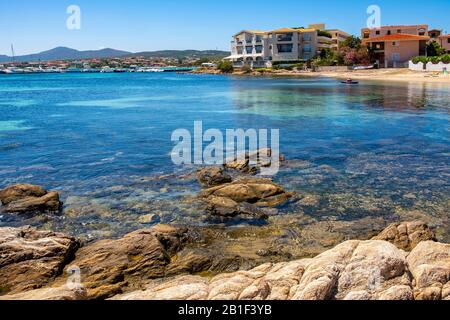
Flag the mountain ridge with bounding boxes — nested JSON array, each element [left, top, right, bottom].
[[0, 47, 230, 63]]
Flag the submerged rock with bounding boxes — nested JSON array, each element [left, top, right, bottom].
[[373, 221, 436, 251], [197, 167, 232, 188], [204, 196, 269, 220], [0, 226, 80, 295], [0, 184, 62, 215], [225, 148, 285, 174]]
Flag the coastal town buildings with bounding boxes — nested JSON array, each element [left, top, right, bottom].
[[227, 24, 346, 68], [362, 24, 430, 68], [309, 23, 350, 51], [438, 34, 450, 53]]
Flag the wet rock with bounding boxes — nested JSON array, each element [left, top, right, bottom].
[[166, 249, 213, 276], [225, 148, 284, 174], [56, 229, 171, 300], [205, 196, 269, 220], [407, 241, 450, 300], [0, 184, 62, 215], [197, 167, 232, 188], [199, 177, 292, 220], [200, 178, 291, 206], [0, 286, 87, 301], [0, 226, 80, 295], [150, 224, 192, 256], [373, 221, 436, 251], [112, 239, 447, 301]]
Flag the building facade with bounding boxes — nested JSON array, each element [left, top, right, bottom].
[[310, 23, 350, 50], [227, 24, 342, 68], [362, 25, 430, 68], [438, 34, 450, 53]]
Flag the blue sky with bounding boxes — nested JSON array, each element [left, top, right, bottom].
[[1, 0, 449, 55]]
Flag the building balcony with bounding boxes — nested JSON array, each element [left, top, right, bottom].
[[277, 38, 293, 42], [317, 36, 332, 43]]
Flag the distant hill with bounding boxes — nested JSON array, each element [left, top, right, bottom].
[[129, 50, 230, 60], [0, 47, 230, 63], [0, 47, 132, 62]]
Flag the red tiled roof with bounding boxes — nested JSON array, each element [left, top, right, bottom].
[[363, 34, 430, 42], [362, 25, 428, 30]]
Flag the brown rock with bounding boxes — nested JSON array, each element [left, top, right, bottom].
[[197, 167, 232, 188], [200, 178, 291, 206], [112, 240, 421, 301], [57, 229, 171, 299], [0, 184, 62, 215], [205, 196, 269, 220], [0, 286, 87, 301], [0, 227, 80, 295], [373, 221, 435, 251], [224, 148, 285, 174], [407, 241, 450, 300], [0, 184, 47, 205]]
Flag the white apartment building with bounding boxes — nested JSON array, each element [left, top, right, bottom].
[[226, 24, 348, 68]]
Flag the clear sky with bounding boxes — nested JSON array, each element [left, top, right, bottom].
[[1, 0, 449, 55]]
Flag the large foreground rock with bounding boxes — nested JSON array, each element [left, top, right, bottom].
[[0, 227, 80, 295], [407, 241, 450, 300], [112, 239, 450, 301], [0, 286, 87, 301], [372, 221, 435, 251], [56, 229, 172, 299], [0, 184, 62, 215]]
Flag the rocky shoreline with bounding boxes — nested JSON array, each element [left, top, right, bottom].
[[0, 221, 448, 300], [0, 150, 449, 300]]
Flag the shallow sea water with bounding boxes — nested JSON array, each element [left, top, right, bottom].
[[0, 73, 448, 243]]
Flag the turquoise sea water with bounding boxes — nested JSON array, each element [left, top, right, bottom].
[[0, 73, 449, 239]]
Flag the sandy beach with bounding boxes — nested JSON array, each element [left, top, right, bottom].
[[195, 68, 450, 84], [293, 68, 450, 84]]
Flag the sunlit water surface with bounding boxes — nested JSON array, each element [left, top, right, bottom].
[[0, 73, 448, 241]]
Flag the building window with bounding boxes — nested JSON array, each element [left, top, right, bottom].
[[303, 34, 311, 41], [255, 45, 263, 54], [387, 30, 391, 35], [375, 30, 380, 35], [392, 41, 399, 46], [418, 28, 426, 36], [277, 33, 293, 42], [303, 44, 311, 52], [245, 46, 253, 54], [277, 44, 293, 53], [364, 32, 370, 38], [397, 29, 402, 34], [448, 38, 450, 44]]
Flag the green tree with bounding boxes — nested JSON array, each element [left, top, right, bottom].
[[427, 41, 446, 57], [341, 36, 362, 49], [217, 60, 234, 73]]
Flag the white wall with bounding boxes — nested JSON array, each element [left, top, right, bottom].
[[409, 61, 450, 72], [409, 61, 424, 71]]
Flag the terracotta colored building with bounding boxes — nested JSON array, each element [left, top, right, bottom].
[[362, 25, 429, 68], [438, 34, 450, 53]]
